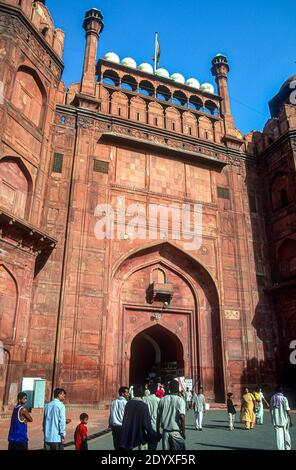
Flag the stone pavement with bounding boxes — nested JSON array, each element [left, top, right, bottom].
[[66, 410, 296, 451], [0, 406, 109, 450]]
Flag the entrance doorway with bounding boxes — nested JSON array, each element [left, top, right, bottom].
[[129, 325, 184, 385]]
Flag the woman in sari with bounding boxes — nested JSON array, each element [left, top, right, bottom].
[[241, 388, 256, 430], [253, 387, 269, 425]]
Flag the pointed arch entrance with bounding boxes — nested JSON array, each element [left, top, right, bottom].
[[107, 242, 225, 402], [130, 325, 184, 385]]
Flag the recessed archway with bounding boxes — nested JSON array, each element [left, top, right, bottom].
[[107, 242, 225, 403], [130, 325, 184, 385]]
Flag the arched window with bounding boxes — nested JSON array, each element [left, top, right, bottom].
[[278, 239, 296, 279], [0, 157, 32, 219], [139, 80, 154, 97], [183, 111, 198, 137], [151, 268, 167, 284], [102, 70, 120, 87], [111, 91, 128, 118], [204, 100, 219, 116], [270, 172, 290, 211], [121, 75, 138, 92], [11, 66, 46, 128], [148, 102, 164, 128], [156, 85, 171, 102], [0, 265, 18, 342], [172, 91, 187, 107], [198, 116, 214, 140], [165, 107, 182, 133], [189, 95, 203, 111], [130, 96, 146, 123]]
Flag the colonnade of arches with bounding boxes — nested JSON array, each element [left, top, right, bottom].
[[101, 69, 219, 116]]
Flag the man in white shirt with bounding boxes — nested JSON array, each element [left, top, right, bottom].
[[143, 383, 160, 450], [157, 380, 186, 450], [270, 386, 293, 450], [192, 387, 206, 431], [109, 386, 129, 450], [185, 387, 192, 411]]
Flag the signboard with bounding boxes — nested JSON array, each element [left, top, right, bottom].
[[184, 379, 193, 390]]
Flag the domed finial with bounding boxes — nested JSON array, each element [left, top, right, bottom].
[[83, 8, 104, 33], [211, 54, 229, 73]]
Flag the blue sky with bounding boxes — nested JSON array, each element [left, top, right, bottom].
[[47, 0, 296, 135]]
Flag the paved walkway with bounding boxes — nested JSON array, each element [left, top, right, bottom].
[[0, 407, 109, 450], [66, 410, 296, 451]]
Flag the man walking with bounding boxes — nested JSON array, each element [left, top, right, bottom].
[[270, 386, 293, 450], [143, 383, 160, 450], [43, 388, 69, 450], [119, 384, 156, 450], [185, 387, 192, 411], [192, 387, 206, 431], [109, 386, 129, 450], [8, 392, 33, 450], [157, 380, 186, 450]]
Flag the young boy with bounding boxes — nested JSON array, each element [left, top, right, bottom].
[[8, 392, 33, 450], [74, 413, 89, 450], [227, 393, 237, 431]]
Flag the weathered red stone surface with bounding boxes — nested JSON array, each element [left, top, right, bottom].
[[0, 1, 295, 409]]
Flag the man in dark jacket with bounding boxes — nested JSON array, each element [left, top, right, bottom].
[[119, 384, 157, 450]]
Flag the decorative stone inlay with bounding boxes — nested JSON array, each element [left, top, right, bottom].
[[152, 312, 162, 322], [200, 245, 208, 255], [77, 116, 94, 129], [225, 310, 240, 320]]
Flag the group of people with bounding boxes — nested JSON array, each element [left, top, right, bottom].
[[226, 386, 293, 450], [109, 381, 187, 450], [7, 388, 89, 451], [6, 382, 293, 451]]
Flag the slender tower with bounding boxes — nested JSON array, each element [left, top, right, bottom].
[[211, 54, 241, 144], [80, 8, 104, 96]]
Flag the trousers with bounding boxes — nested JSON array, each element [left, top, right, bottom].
[[195, 411, 204, 429]]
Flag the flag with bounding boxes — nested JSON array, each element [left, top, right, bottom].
[[153, 32, 161, 72]]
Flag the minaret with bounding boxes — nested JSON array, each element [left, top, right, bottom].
[[80, 8, 104, 96], [211, 54, 239, 139]]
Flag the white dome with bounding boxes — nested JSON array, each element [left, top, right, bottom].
[[121, 57, 137, 68], [155, 68, 170, 78], [200, 83, 215, 94], [186, 78, 200, 89], [171, 73, 185, 84], [103, 52, 120, 64], [138, 63, 154, 74]]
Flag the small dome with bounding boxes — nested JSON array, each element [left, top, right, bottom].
[[121, 57, 137, 68], [171, 73, 185, 84], [186, 78, 200, 89], [103, 52, 120, 64], [200, 83, 215, 94], [155, 68, 170, 79], [138, 63, 154, 74]]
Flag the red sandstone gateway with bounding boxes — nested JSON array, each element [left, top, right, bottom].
[[0, 0, 295, 410]]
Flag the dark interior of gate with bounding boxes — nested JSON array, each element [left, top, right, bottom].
[[129, 325, 185, 385]]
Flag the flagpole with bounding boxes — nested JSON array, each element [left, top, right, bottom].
[[154, 32, 158, 73]]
